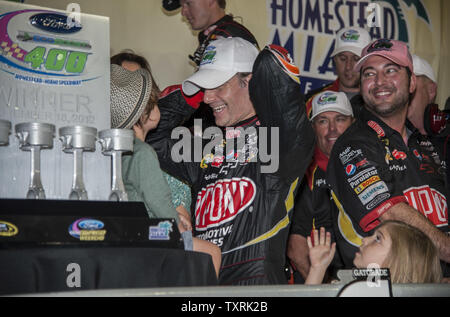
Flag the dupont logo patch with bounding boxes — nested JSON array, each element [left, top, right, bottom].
[[404, 186, 448, 227], [195, 177, 256, 231]]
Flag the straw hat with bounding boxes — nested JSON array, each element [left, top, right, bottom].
[[110, 64, 152, 129]]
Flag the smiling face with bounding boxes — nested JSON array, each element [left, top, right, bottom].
[[360, 55, 416, 119], [353, 225, 392, 268], [202, 74, 256, 127], [312, 111, 353, 157]]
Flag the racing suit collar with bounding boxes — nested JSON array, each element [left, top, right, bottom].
[[330, 78, 340, 91], [198, 14, 233, 43], [361, 106, 420, 141], [229, 115, 259, 129], [314, 146, 329, 172]]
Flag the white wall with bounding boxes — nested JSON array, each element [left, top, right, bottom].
[[24, 0, 450, 107], [25, 0, 269, 91]]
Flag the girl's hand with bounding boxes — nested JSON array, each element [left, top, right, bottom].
[[305, 227, 336, 285], [307, 227, 336, 270]]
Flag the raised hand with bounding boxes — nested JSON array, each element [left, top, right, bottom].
[[305, 227, 336, 285]]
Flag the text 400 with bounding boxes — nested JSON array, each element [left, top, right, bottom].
[[25, 47, 88, 73]]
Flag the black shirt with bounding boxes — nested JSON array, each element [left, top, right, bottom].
[[291, 147, 334, 238], [327, 107, 449, 267]]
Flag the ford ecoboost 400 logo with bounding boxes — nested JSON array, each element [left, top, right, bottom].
[[68, 218, 104, 239]]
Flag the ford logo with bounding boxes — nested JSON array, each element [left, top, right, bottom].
[[29, 13, 82, 34], [78, 219, 104, 230]]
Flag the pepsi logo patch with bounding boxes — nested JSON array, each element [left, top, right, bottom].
[[346, 164, 357, 176]]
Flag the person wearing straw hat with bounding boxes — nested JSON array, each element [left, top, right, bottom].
[[110, 65, 222, 276], [288, 91, 354, 283], [110, 64, 180, 223], [111, 50, 193, 226], [147, 37, 315, 285], [326, 39, 450, 271]]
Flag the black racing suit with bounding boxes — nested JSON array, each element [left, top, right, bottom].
[[327, 106, 449, 271], [289, 147, 343, 283], [147, 45, 315, 285]]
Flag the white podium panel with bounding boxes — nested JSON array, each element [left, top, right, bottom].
[[0, 0, 111, 200]]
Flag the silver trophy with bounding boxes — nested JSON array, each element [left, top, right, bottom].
[[15, 122, 55, 199], [59, 126, 98, 200], [0, 119, 11, 146], [98, 129, 134, 202]]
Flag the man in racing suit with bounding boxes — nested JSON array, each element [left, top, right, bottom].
[[146, 38, 315, 285], [326, 39, 450, 275], [288, 91, 354, 283]]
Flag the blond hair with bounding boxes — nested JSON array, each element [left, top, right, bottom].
[[380, 221, 442, 283]]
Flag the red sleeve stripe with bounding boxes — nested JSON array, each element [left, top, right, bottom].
[[359, 196, 407, 232]]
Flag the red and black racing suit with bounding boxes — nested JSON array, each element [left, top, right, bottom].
[[327, 106, 449, 275], [146, 45, 315, 285]]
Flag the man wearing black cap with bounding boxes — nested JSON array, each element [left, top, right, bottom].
[[162, 0, 258, 66]]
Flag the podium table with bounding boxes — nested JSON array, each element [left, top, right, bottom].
[[0, 246, 218, 295]]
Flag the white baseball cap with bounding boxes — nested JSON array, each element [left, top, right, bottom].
[[182, 37, 259, 96], [310, 91, 353, 121], [332, 27, 371, 58], [412, 54, 436, 83]]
